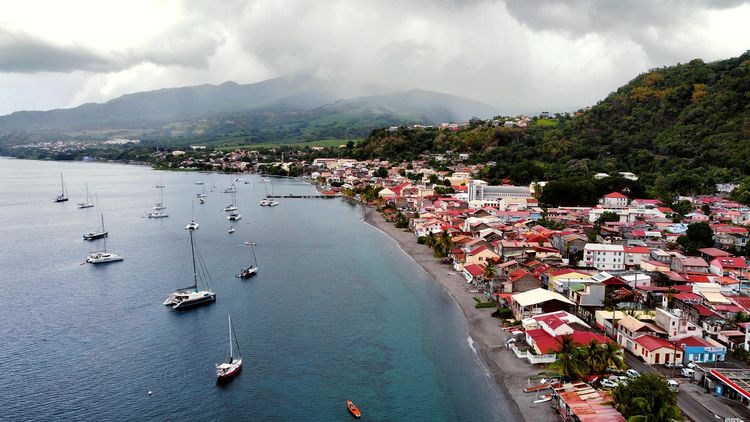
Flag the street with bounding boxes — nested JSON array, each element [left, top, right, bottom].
[[623, 352, 721, 422]]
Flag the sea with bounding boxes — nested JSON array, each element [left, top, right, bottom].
[[0, 157, 512, 421]]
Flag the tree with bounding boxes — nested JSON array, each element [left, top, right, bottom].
[[395, 211, 409, 229], [612, 373, 682, 421], [596, 211, 620, 225], [675, 222, 714, 253], [548, 335, 588, 381], [375, 167, 389, 178]]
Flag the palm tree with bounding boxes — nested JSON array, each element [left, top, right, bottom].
[[425, 231, 436, 250], [482, 260, 498, 293], [548, 335, 588, 381]]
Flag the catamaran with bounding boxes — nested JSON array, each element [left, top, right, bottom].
[[76, 183, 94, 208], [185, 200, 199, 230], [163, 229, 216, 310], [216, 314, 242, 382], [54, 172, 69, 202], [147, 183, 169, 218]]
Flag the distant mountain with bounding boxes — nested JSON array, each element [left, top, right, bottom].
[[0, 76, 496, 145]]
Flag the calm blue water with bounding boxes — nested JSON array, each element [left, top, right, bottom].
[[0, 157, 511, 421]]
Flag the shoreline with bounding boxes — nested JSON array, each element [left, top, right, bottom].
[[361, 205, 557, 422]]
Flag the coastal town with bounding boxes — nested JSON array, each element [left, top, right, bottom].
[[297, 151, 750, 421]]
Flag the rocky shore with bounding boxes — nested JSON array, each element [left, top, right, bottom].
[[362, 206, 557, 422]]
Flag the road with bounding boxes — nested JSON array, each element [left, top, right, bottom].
[[623, 352, 719, 422]]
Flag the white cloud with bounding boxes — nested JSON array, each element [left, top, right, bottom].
[[0, 0, 748, 115]]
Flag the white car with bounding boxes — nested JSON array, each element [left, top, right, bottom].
[[600, 379, 618, 389], [626, 369, 640, 378]]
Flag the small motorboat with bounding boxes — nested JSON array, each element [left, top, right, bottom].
[[534, 394, 552, 404], [346, 400, 361, 418], [228, 226, 235, 234], [244, 241, 257, 246]]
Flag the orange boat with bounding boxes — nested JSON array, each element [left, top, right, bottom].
[[346, 400, 361, 418]]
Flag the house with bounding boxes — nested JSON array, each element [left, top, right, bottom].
[[709, 257, 748, 277], [624, 246, 650, 269], [633, 335, 683, 365], [679, 336, 727, 365], [616, 314, 667, 353], [583, 243, 625, 271], [464, 245, 500, 266], [463, 264, 484, 284], [601, 192, 628, 208], [671, 256, 709, 274], [502, 269, 541, 293], [655, 308, 703, 341], [541, 269, 592, 292], [510, 288, 575, 320]]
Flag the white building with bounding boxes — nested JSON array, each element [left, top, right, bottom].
[[655, 308, 703, 341], [467, 180, 532, 205], [601, 192, 628, 208], [583, 243, 625, 271]]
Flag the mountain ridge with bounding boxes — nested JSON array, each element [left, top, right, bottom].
[[0, 76, 497, 144]]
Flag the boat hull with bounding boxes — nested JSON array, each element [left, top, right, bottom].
[[172, 293, 216, 310], [216, 362, 242, 382], [54, 197, 69, 202], [346, 401, 361, 418], [83, 232, 108, 240]]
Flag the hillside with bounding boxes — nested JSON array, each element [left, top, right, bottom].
[[0, 76, 496, 146], [350, 51, 750, 204]]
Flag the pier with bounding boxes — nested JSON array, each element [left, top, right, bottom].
[[265, 194, 339, 199]]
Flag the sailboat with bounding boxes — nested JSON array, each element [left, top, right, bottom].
[[86, 216, 123, 264], [163, 229, 216, 310], [236, 241, 258, 278], [196, 184, 207, 199], [76, 183, 94, 208], [216, 314, 242, 382], [54, 172, 69, 202], [147, 183, 169, 218], [185, 200, 199, 230], [223, 190, 238, 212], [83, 213, 109, 240]]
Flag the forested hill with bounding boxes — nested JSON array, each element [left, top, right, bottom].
[[349, 51, 750, 204]]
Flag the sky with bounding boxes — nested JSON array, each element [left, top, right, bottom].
[[0, 0, 748, 116]]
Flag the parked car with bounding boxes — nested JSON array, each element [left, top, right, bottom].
[[681, 368, 695, 377], [667, 379, 679, 392], [626, 369, 640, 378], [665, 361, 683, 369], [617, 376, 629, 385], [686, 361, 696, 369], [600, 379, 618, 389]]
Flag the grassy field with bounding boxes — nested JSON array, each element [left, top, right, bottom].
[[216, 138, 360, 151], [533, 118, 559, 127]]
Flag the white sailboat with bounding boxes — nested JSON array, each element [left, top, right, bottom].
[[76, 183, 94, 208], [54, 172, 69, 202], [236, 241, 258, 278], [216, 314, 242, 382], [163, 229, 216, 310], [148, 183, 169, 218], [86, 215, 123, 264]]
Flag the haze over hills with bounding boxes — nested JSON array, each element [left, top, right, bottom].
[[0, 76, 497, 145]]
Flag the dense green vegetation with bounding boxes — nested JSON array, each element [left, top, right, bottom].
[[547, 336, 625, 381], [612, 373, 682, 421], [335, 51, 750, 204]]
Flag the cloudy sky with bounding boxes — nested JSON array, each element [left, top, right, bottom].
[[0, 0, 748, 115]]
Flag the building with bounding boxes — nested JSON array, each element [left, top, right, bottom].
[[679, 336, 727, 365], [633, 335, 683, 365], [510, 288, 575, 320], [616, 314, 667, 353], [655, 308, 703, 341], [467, 180, 531, 205], [601, 192, 628, 208], [583, 243, 625, 271]]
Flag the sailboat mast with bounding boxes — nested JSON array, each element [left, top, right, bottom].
[[101, 215, 107, 252], [251, 244, 257, 267], [228, 315, 233, 359], [60, 173, 65, 196], [189, 229, 198, 292]]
